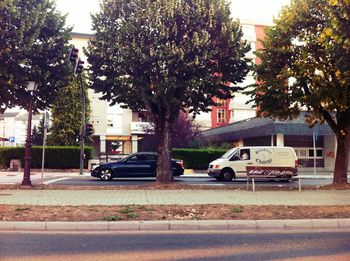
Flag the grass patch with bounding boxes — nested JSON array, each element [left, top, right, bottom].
[[120, 206, 134, 215], [126, 213, 139, 219], [229, 207, 243, 213], [138, 206, 156, 212], [102, 215, 121, 221], [14, 208, 31, 212]]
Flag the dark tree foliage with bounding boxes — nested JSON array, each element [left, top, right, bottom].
[[0, 0, 71, 113], [87, 0, 251, 183], [140, 113, 201, 151]]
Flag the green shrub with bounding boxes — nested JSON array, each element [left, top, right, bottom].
[[172, 148, 227, 170], [0, 146, 92, 169]]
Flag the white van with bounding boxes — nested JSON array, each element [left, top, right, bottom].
[[208, 146, 298, 181]]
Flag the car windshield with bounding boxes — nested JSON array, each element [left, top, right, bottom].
[[221, 148, 238, 159]]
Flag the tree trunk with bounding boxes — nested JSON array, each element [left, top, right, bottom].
[[333, 128, 350, 185], [155, 118, 174, 184]]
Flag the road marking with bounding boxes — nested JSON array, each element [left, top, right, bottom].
[[43, 177, 71, 185]]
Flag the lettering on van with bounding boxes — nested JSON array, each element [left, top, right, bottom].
[[248, 169, 294, 177], [255, 148, 273, 164], [255, 158, 272, 164]]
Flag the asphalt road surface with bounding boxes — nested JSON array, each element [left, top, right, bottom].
[[48, 175, 332, 187], [1, 230, 350, 260]]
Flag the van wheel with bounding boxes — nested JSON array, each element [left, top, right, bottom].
[[220, 169, 234, 182]]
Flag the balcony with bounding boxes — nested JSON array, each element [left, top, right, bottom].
[[130, 122, 153, 134]]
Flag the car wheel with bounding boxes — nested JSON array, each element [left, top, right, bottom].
[[220, 169, 234, 182], [99, 168, 113, 181]]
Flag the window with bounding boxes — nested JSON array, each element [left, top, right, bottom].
[[217, 109, 227, 123], [240, 149, 250, 160], [294, 148, 323, 159], [128, 155, 141, 161], [309, 149, 323, 158], [217, 99, 227, 106], [230, 110, 234, 119], [110, 141, 123, 154], [144, 154, 157, 161]]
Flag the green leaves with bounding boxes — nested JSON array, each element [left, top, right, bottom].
[[47, 76, 90, 146], [0, 0, 71, 113], [87, 0, 251, 183], [87, 0, 251, 118], [250, 0, 350, 134]]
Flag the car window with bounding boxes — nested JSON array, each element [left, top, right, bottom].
[[128, 155, 141, 161], [143, 154, 157, 161], [221, 148, 238, 159], [240, 149, 251, 160]]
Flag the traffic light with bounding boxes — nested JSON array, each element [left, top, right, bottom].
[[69, 47, 79, 65], [75, 59, 84, 75], [85, 123, 94, 136]]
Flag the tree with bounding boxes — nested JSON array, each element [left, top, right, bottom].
[[87, 0, 251, 183], [32, 115, 45, 146], [248, 0, 350, 184], [140, 113, 201, 151], [172, 113, 201, 148], [0, 0, 71, 113], [47, 76, 90, 146]]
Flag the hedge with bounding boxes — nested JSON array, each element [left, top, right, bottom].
[[172, 148, 227, 170], [0, 146, 92, 169]]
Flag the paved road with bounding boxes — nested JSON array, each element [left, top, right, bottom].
[[50, 175, 332, 187], [0, 171, 332, 187], [1, 230, 350, 260]]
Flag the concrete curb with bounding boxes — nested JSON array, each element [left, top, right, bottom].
[[1, 219, 350, 232]]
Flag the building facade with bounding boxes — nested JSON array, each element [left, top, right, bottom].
[[201, 114, 349, 172], [70, 33, 150, 162], [0, 111, 41, 146], [196, 20, 269, 129]]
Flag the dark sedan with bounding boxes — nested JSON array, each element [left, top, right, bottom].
[[91, 152, 185, 181]]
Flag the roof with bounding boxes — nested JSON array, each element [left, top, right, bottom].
[[201, 114, 334, 143], [0, 112, 19, 118]]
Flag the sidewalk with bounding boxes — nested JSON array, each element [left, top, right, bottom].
[[1, 174, 349, 232], [1, 189, 350, 232], [1, 189, 349, 206]]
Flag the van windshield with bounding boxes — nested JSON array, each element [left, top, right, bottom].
[[221, 148, 238, 159]]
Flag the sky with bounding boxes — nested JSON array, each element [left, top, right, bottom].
[[55, 0, 291, 34]]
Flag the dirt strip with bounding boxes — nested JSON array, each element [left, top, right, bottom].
[[1, 204, 350, 222]]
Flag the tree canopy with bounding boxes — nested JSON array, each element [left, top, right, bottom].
[[249, 0, 350, 184], [0, 0, 71, 112], [87, 0, 251, 183]]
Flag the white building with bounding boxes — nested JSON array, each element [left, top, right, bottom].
[[71, 33, 149, 161], [0, 111, 41, 146]]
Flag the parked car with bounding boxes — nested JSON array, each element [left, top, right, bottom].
[[91, 152, 184, 181], [208, 146, 298, 181]]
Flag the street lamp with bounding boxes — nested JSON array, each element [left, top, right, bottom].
[[21, 81, 38, 187]]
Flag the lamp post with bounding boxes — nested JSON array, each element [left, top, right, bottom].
[[21, 81, 38, 187]]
